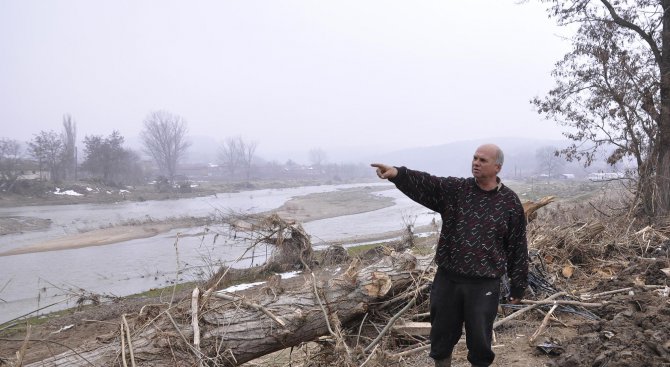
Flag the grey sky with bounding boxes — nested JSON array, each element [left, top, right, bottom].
[[1, 0, 570, 162]]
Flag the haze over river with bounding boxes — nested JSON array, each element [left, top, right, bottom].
[[0, 183, 438, 324]]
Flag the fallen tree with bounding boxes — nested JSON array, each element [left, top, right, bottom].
[[26, 219, 430, 367]]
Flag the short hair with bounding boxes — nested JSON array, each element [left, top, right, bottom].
[[495, 148, 504, 166]]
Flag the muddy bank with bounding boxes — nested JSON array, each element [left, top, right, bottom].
[[0, 216, 52, 235]]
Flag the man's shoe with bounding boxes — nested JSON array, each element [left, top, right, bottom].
[[434, 355, 452, 367]]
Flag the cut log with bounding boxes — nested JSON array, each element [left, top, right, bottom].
[[392, 321, 432, 337], [27, 253, 429, 367]]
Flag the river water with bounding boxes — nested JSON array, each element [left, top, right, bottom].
[[0, 183, 438, 324]]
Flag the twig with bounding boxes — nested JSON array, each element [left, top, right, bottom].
[[0, 297, 73, 327], [494, 291, 565, 329], [122, 314, 136, 367], [579, 285, 666, 300], [170, 233, 182, 307], [355, 312, 369, 348], [82, 319, 118, 325], [201, 227, 282, 304], [520, 299, 603, 307], [310, 273, 335, 337], [164, 309, 206, 364], [411, 312, 430, 320], [120, 322, 128, 367], [15, 324, 31, 367], [534, 309, 568, 328], [378, 283, 430, 308], [191, 288, 203, 367], [212, 292, 286, 327], [390, 343, 431, 358], [359, 344, 378, 367], [364, 295, 417, 353], [528, 304, 558, 345], [588, 201, 610, 217], [165, 310, 196, 352]]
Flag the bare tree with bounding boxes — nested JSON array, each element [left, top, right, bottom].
[[27, 130, 64, 183], [241, 139, 257, 182], [218, 136, 257, 181], [533, 0, 670, 217], [0, 138, 22, 190], [61, 114, 77, 180], [218, 137, 242, 180], [140, 110, 191, 183], [308, 148, 327, 168], [535, 146, 565, 181]]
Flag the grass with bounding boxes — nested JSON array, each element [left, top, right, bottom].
[[507, 178, 612, 202], [0, 308, 73, 336], [346, 243, 386, 257]]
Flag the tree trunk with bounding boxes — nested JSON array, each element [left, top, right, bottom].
[[656, 0, 670, 217], [655, 138, 670, 217], [26, 254, 428, 367]]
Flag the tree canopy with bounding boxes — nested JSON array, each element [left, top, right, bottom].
[[82, 131, 143, 186]]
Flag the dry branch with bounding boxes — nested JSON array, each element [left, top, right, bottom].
[[15, 325, 31, 367], [528, 304, 558, 345], [212, 292, 287, 328], [121, 314, 136, 367], [520, 299, 603, 307], [191, 288, 202, 367], [494, 292, 566, 329]]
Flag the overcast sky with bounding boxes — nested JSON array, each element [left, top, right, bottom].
[[1, 0, 572, 162]]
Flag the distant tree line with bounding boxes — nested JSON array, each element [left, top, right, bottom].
[[0, 111, 189, 190], [0, 110, 373, 194]]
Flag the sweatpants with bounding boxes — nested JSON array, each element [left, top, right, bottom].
[[429, 267, 500, 367]]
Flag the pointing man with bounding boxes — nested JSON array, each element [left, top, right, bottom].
[[371, 144, 528, 367]]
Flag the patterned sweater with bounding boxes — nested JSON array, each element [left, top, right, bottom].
[[390, 167, 528, 298]]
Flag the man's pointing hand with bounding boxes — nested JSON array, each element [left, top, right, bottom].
[[370, 163, 398, 180]]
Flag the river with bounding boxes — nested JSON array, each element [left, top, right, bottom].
[[0, 183, 438, 324]]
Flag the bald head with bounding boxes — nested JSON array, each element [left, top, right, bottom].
[[472, 144, 504, 186], [477, 144, 504, 166]]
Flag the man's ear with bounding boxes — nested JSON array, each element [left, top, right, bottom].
[[496, 164, 502, 174]]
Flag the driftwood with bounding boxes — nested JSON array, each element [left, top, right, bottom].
[[26, 252, 429, 367], [522, 196, 555, 223]]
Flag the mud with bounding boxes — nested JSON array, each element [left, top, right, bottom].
[[549, 260, 670, 367]]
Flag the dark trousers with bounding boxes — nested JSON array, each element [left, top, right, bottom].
[[429, 267, 500, 367]]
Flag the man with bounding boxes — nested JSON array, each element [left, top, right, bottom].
[[371, 144, 528, 367]]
